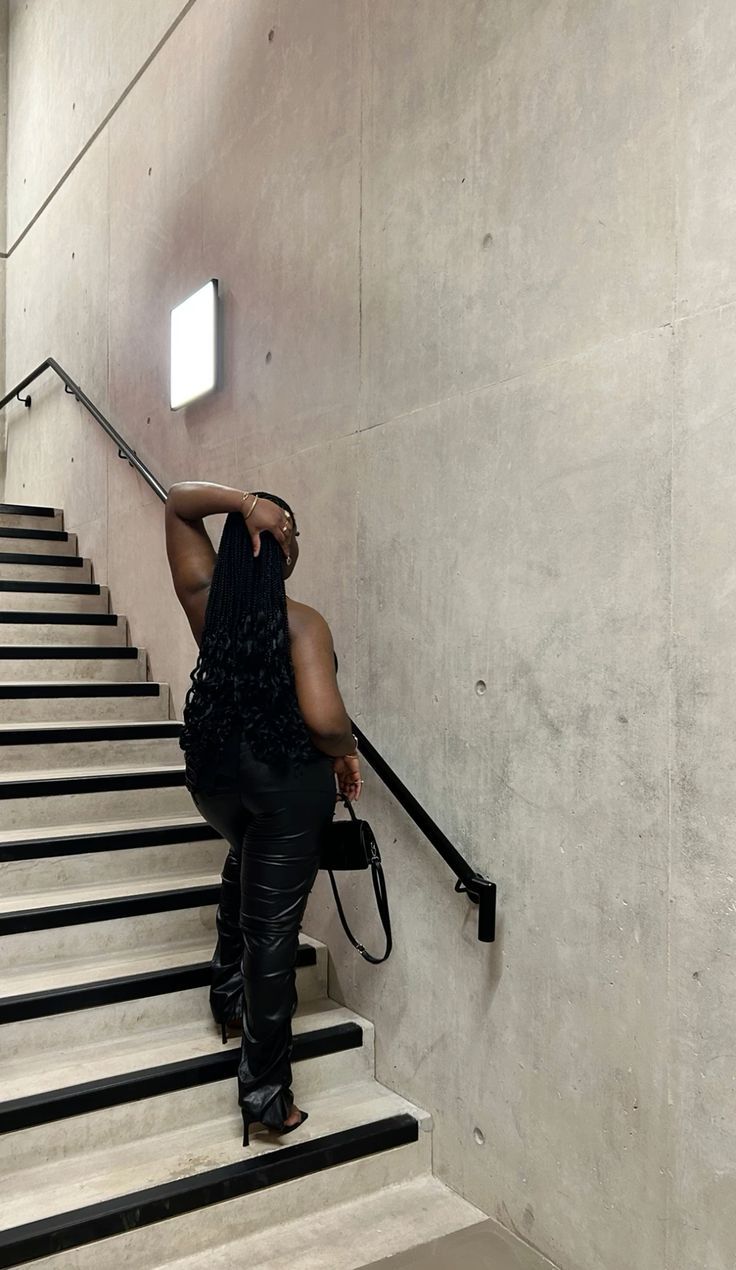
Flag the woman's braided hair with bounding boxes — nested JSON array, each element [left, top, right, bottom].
[[179, 494, 315, 790]]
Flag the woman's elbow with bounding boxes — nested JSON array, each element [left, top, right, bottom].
[[307, 722, 354, 757]]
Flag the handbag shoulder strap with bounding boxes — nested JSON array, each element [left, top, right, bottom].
[[328, 797, 392, 964], [327, 863, 392, 965]]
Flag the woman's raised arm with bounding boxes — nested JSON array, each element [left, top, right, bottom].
[[165, 482, 294, 642]]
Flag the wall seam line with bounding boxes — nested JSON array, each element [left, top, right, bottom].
[[1, 0, 199, 259]]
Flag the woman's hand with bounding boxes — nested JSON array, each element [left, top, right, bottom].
[[243, 496, 294, 559], [333, 754, 362, 802]]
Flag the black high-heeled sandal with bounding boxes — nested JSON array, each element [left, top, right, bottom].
[[219, 1015, 243, 1045], [241, 1108, 309, 1147]]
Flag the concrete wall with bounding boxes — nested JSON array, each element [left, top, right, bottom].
[[2, 3, 734, 1269]]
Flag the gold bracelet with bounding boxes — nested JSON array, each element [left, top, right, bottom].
[[243, 492, 259, 520]]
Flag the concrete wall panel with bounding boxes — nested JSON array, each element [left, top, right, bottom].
[[669, 304, 736, 1270], [315, 328, 673, 1270], [361, 0, 676, 429], [676, 0, 736, 319], [6, 0, 190, 245]]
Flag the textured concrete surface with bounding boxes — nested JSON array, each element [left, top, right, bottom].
[[364, 1214, 558, 1270], [1, 2, 735, 1269]]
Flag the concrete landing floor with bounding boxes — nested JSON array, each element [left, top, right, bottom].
[[364, 1217, 560, 1270]]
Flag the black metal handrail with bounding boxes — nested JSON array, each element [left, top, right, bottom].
[[1, 358, 497, 942], [0, 359, 166, 502]]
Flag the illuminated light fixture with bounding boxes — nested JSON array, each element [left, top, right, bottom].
[[170, 279, 220, 410]]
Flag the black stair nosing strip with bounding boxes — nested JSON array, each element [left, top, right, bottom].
[[0, 502, 57, 517], [0, 884, 220, 936], [0, 1023, 363, 1134], [0, 645, 137, 659], [0, 611, 118, 625], [0, 944, 317, 1023], [0, 720, 181, 747], [0, 819, 215, 863], [0, 580, 100, 595], [0, 767, 185, 800], [0, 527, 69, 543], [0, 682, 159, 699], [0, 1114, 418, 1268], [0, 552, 84, 567]]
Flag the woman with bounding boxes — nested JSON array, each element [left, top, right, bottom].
[[165, 481, 361, 1145]]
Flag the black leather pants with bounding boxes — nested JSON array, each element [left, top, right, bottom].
[[193, 736, 334, 1128]]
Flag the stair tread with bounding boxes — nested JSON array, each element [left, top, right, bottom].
[[148, 1177, 484, 1270], [0, 932, 323, 1001], [0, 719, 179, 734], [0, 1000, 363, 1103], [0, 678, 159, 687], [0, 760, 185, 786], [0, 1080, 426, 1232], [0, 938, 216, 999], [0, 811, 203, 846], [0, 870, 220, 916]]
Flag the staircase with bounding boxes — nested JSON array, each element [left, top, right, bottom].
[[0, 502, 484, 1269]]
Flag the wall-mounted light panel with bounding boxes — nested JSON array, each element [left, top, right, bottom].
[[170, 279, 220, 410]]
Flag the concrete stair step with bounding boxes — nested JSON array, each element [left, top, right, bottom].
[[0, 582, 110, 613], [0, 881, 218, 974], [0, 996, 367, 1109], [0, 1084, 429, 1268], [0, 613, 128, 646], [0, 763, 191, 829], [0, 867, 220, 920], [0, 680, 171, 722], [0, 1013, 374, 1159], [0, 1043, 375, 1181], [0, 814, 223, 897], [0, 528, 78, 557], [0, 933, 325, 1035], [0, 555, 92, 583], [21, 1163, 473, 1270], [0, 645, 147, 682], [0, 503, 63, 532], [0, 719, 182, 772], [127, 1177, 484, 1270]]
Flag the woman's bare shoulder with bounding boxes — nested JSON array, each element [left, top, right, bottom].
[[287, 599, 332, 645]]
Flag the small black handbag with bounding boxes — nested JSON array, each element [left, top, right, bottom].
[[320, 795, 392, 964]]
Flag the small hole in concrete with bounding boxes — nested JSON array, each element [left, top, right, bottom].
[[70, 456, 74, 463], [71, 251, 75, 260], [482, 233, 493, 249], [475, 680, 487, 696], [268, 28, 275, 41], [473, 1127, 485, 1146], [146, 416, 151, 425], [148, 167, 153, 176], [265, 350, 272, 364], [72, 102, 76, 111]]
